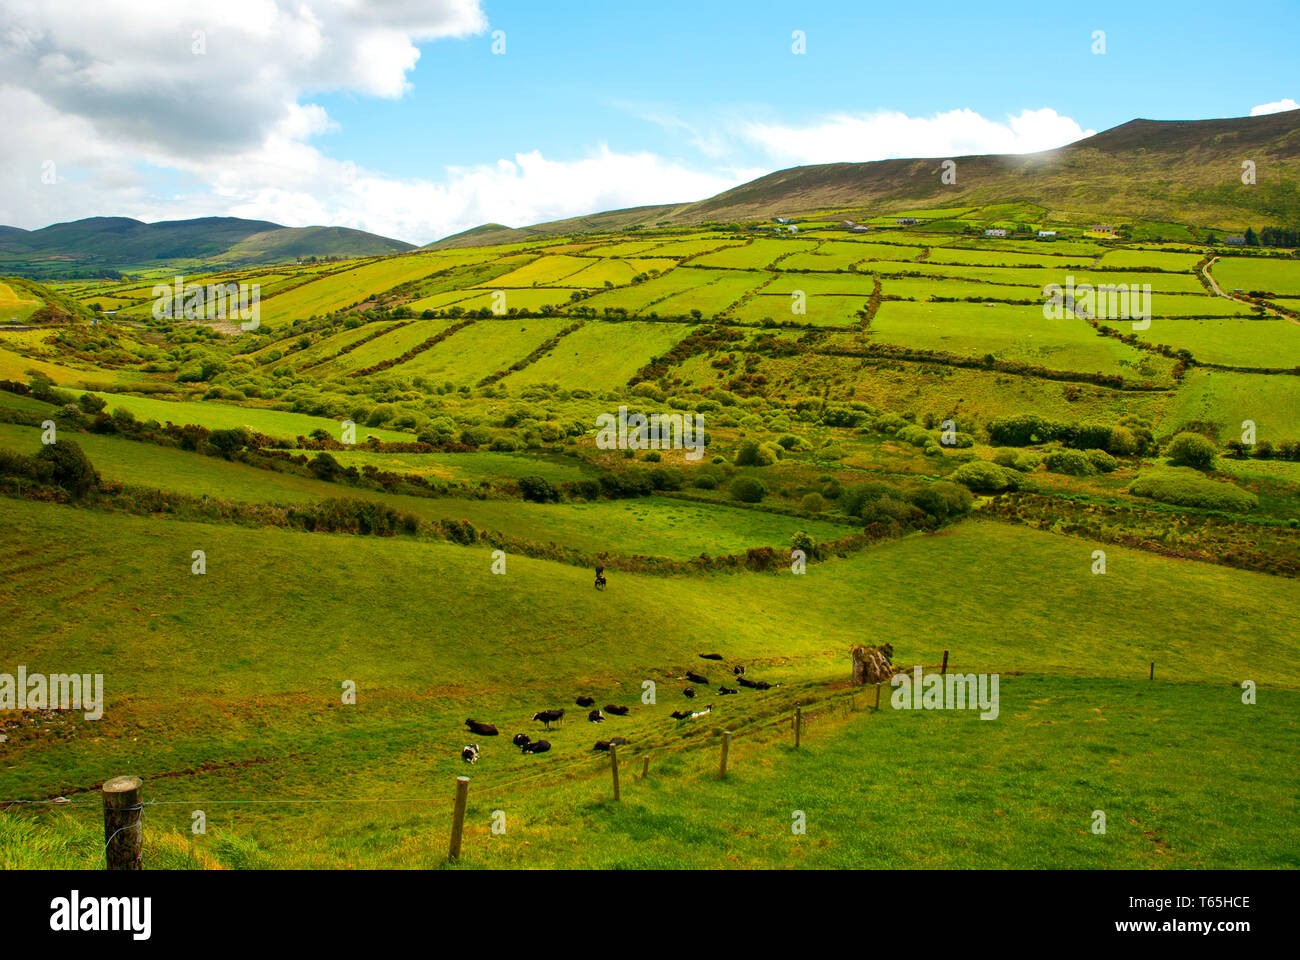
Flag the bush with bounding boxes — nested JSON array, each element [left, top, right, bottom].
[[1108, 425, 1138, 456], [459, 426, 492, 447], [1043, 449, 1095, 476], [800, 492, 829, 513], [35, 439, 98, 498], [909, 480, 973, 520], [729, 476, 767, 503], [518, 475, 560, 503], [734, 439, 778, 466], [1165, 431, 1217, 470], [648, 467, 684, 491], [309, 452, 342, 481], [77, 393, 107, 415], [1085, 449, 1118, 473], [949, 460, 1020, 492], [1130, 469, 1257, 512]]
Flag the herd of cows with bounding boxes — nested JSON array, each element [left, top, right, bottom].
[[458, 655, 781, 764]]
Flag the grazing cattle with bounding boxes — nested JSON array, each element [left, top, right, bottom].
[[576, 696, 595, 707], [594, 737, 628, 751], [522, 739, 551, 754], [699, 653, 723, 660], [685, 671, 710, 685], [737, 676, 774, 690], [465, 719, 499, 736], [733, 665, 745, 676], [670, 710, 692, 721], [683, 687, 696, 698], [461, 744, 480, 763], [588, 709, 605, 723], [719, 686, 738, 695], [603, 704, 629, 716], [533, 709, 565, 729], [690, 705, 713, 718], [512, 733, 531, 747], [609, 736, 628, 746]]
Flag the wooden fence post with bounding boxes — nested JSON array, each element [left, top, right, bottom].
[[719, 731, 731, 779], [448, 776, 469, 862], [102, 776, 143, 871], [941, 650, 949, 675], [608, 738, 618, 801], [641, 755, 649, 779], [874, 682, 882, 711], [1149, 661, 1154, 681], [794, 705, 802, 749]]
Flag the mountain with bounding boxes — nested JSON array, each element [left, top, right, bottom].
[[0, 216, 415, 278], [432, 110, 1300, 247], [423, 203, 684, 250]]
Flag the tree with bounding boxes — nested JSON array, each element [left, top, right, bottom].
[[1244, 227, 1259, 247]]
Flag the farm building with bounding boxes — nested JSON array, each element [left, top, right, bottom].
[[1037, 230, 1057, 238], [851, 225, 870, 233], [896, 217, 920, 225], [774, 217, 791, 224], [1224, 235, 1247, 246], [984, 228, 1007, 238]]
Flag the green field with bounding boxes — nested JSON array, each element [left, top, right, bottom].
[[1211, 256, 1300, 296]]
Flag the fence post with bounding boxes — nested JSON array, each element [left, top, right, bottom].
[[719, 731, 731, 779], [610, 743, 621, 801], [874, 682, 882, 711], [448, 776, 469, 862], [641, 755, 649, 779], [1149, 661, 1154, 681], [941, 650, 949, 675], [794, 705, 802, 749], [102, 776, 143, 871]]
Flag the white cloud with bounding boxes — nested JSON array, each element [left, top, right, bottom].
[[1250, 98, 1299, 116], [740, 107, 1095, 165]]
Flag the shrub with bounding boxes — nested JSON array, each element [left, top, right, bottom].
[[309, 452, 342, 481], [643, 450, 662, 462], [648, 467, 684, 491], [1043, 449, 1095, 476], [949, 460, 1020, 492], [1130, 469, 1257, 512], [35, 439, 98, 498], [1108, 425, 1138, 456], [909, 480, 973, 520], [1085, 449, 1118, 473], [800, 492, 829, 513], [729, 476, 767, 503], [518, 475, 560, 502], [1165, 432, 1217, 470], [459, 426, 492, 447], [77, 393, 107, 415]]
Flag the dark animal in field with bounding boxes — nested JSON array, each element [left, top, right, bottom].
[[522, 739, 551, 754], [699, 653, 723, 660], [683, 687, 695, 698], [465, 719, 499, 736], [603, 704, 629, 716], [733, 665, 745, 676], [670, 710, 692, 721], [592, 737, 629, 751], [576, 696, 595, 707], [512, 733, 531, 747], [719, 686, 738, 695], [737, 676, 775, 690], [685, 671, 710, 685], [532, 709, 565, 728], [588, 709, 605, 722], [461, 744, 480, 763]]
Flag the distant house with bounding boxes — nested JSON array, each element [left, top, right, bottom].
[[851, 225, 870, 233], [896, 217, 919, 226], [1224, 235, 1247, 246], [774, 217, 791, 225], [1087, 223, 1117, 237], [788, 225, 798, 233], [984, 228, 1007, 238], [840, 220, 856, 229], [1037, 230, 1057, 238]]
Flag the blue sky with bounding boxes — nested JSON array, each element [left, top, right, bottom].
[[2, 0, 1296, 242], [320, 0, 1300, 178]]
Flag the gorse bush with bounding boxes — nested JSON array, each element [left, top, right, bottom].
[[1043, 449, 1095, 476], [949, 460, 1020, 492], [729, 476, 767, 503], [1165, 432, 1218, 470], [1130, 469, 1257, 512]]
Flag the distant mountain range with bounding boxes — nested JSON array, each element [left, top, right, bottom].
[[429, 110, 1300, 248], [0, 216, 415, 279]]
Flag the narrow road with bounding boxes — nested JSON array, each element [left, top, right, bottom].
[[1202, 255, 1298, 325]]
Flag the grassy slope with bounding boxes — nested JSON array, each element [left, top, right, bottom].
[[0, 499, 1296, 868]]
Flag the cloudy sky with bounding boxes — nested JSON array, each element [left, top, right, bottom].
[[2, 0, 1296, 244]]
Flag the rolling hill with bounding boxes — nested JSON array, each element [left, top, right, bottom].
[[434, 110, 1300, 247], [0, 216, 416, 278]]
